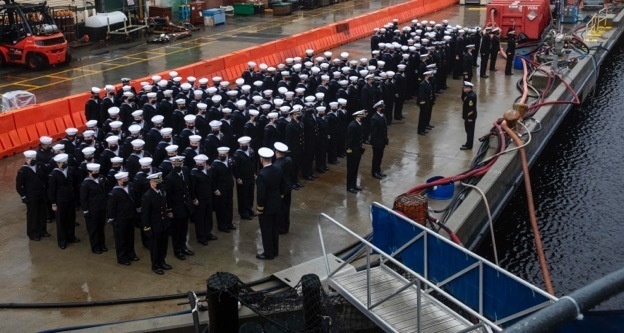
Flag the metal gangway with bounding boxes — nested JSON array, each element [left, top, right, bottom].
[[318, 203, 559, 333]]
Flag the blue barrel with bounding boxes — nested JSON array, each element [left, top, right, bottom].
[[426, 176, 455, 200], [514, 55, 528, 70]]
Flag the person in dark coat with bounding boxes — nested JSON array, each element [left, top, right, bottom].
[[85, 87, 102, 122], [301, 106, 319, 180], [141, 172, 172, 275], [232, 136, 257, 220], [490, 28, 501, 71], [273, 142, 293, 234], [263, 112, 280, 149], [255, 147, 287, 260], [48, 153, 80, 249], [212, 147, 236, 232], [360, 75, 376, 143], [165, 156, 194, 260], [107, 172, 140, 266], [80, 163, 108, 254], [505, 30, 517, 76], [285, 108, 305, 188], [417, 72, 434, 135], [463, 44, 475, 82], [315, 106, 330, 173], [190, 154, 218, 245], [16, 150, 50, 241], [480, 27, 492, 78], [345, 111, 365, 193], [461, 82, 478, 150], [370, 101, 389, 179]]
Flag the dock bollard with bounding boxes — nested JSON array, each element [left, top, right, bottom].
[[503, 109, 520, 131], [207, 272, 240, 333]]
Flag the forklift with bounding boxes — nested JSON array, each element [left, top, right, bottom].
[[0, 0, 70, 70]]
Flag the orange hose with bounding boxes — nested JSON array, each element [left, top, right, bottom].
[[520, 58, 530, 104], [501, 121, 555, 296]]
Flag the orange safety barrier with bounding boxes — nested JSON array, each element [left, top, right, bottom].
[[0, 0, 460, 159]]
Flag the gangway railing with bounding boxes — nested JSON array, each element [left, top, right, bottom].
[[318, 202, 559, 332], [587, 8, 609, 36]]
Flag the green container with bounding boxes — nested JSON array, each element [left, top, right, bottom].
[[233, 3, 255, 15]]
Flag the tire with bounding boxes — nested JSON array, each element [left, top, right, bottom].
[[26, 53, 47, 70], [0, 52, 5, 67], [62, 51, 72, 66]]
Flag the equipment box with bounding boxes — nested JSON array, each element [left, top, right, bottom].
[[203, 8, 226, 26], [233, 3, 255, 15], [272, 2, 292, 15]]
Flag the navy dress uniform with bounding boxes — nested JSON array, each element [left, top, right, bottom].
[[461, 82, 478, 150], [255, 148, 287, 260], [417, 72, 434, 135], [80, 163, 109, 254], [370, 102, 389, 179], [85, 87, 102, 122], [141, 172, 172, 275], [212, 147, 236, 232], [190, 154, 218, 245], [16, 150, 49, 241], [233, 136, 257, 220], [48, 154, 80, 249], [165, 156, 194, 260], [107, 172, 140, 266], [285, 108, 305, 187], [273, 142, 293, 234], [505, 30, 517, 76], [345, 111, 365, 193], [463, 45, 475, 82]]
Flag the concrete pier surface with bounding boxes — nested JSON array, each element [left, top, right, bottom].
[[2, 1, 620, 331]]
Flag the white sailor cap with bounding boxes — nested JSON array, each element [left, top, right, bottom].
[[147, 172, 163, 181], [268, 112, 279, 119], [122, 85, 132, 91], [316, 106, 326, 112], [398, 64, 407, 70], [131, 139, 145, 147], [275, 98, 285, 106], [235, 78, 245, 86], [280, 106, 291, 113], [165, 145, 179, 153], [91, 87, 101, 94], [252, 95, 263, 102], [247, 61, 257, 68], [110, 121, 123, 129], [269, 67, 278, 73], [420, 54, 429, 58], [373, 100, 385, 108], [147, 92, 157, 98], [219, 81, 230, 88], [285, 91, 295, 97], [222, 108, 232, 114], [143, 85, 153, 91], [83, 130, 95, 138], [259, 64, 268, 70], [466, 44, 475, 48], [128, 124, 142, 134], [253, 80, 264, 87], [108, 107, 120, 116], [176, 98, 186, 105], [423, 71, 433, 76], [197, 103, 207, 109], [115, 171, 129, 180], [353, 110, 366, 117], [311, 66, 321, 74], [157, 80, 168, 88], [65, 127, 78, 135], [209, 120, 222, 128], [426, 64, 437, 69], [349, 76, 358, 82], [207, 87, 218, 94], [139, 157, 153, 166], [132, 110, 143, 117], [292, 105, 303, 112], [171, 155, 185, 163], [160, 127, 173, 135], [111, 156, 124, 163], [261, 104, 271, 110], [211, 95, 222, 102], [292, 63, 302, 71], [236, 100, 247, 107], [258, 147, 274, 159], [164, 89, 173, 96], [277, 87, 288, 95], [123, 91, 134, 98], [338, 98, 347, 105], [24, 150, 37, 158], [53, 144, 65, 151], [463, 81, 474, 87], [193, 90, 203, 96], [280, 70, 290, 77], [184, 114, 197, 123], [295, 87, 306, 94], [181, 83, 192, 91], [87, 163, 100, 171], [169, 71, 178, 78], [189, 135, 202, 143], [263, 89, 273, 96], [187, 76, 196, 83], [105, 84, 115, 92], [237, 136, 251, 144], [217, 146, 230, 154], [315, 92, 325, 99], [173, 77, 183, 83], [151, 75, 162, 82], [338, 80, 348, 85], [152, 115, 164, 124], [305, 96, 316, 102], [53, 153, 68, 163], [365, 74, 375, 80], [82, 147, 96, 155], [274, 142, 288, 153], [199, 78, 209, 85], [249, 110, 260, 117], [329, 102, 339, 108]]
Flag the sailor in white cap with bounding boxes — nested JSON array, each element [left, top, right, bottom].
[[183, 134, 203, 169], [285, 106, 304, 187], [417, 69, 435, 135], [80, 161, 109, 254], [203, 120, 224, 161], [263, 112, 279, 149], [48, 152, 80, 248], [232, 136, 255, 220], [85, 87, 102, 122], [255, 146, 285, 260], [188, 153, 217, 245], [163, 155, 195, 260], [117, 78, 137, 103], [158, 144, 179, 176], [171, 99, 188, 134], [16, 149, 50, 240], [106, 170, 139, 265], [463, 43, 475, 82], [144, 115, 165, 152], [212, 146, 236, 232], [370, 99, 389, 180], [177, 114, 198, 152], [461, 81, 477, 151], [141, 171, 172, 275], [58, 127, 80, 156], [125, 139, 149, 178], [345, 110, 366, 193], [270, 141, 293, 231], [110, 156, 125, 175], [100, 135, 120, 175]]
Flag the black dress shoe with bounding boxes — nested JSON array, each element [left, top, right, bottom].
[[208, 234, 218, 241], [118, 261, 131, 266], [363, 140, 370, 145], [131, 257, 140, 261], [41, 232, 51, 237], [460, 146, 472, 150], [92, 250, 102, 254], [417, 132, 427, 136], [29, 237, 41, 241], [240, 215, 253, 220], [218, 228, 231, 233], [152, 268, 164, 275], [101, 246, 108, 252], [505, 73, 514, 76], [198, 240, 209, 246], [490, 68, 497, 72], [304, 176, 314, 181], [354, 186, 362, 191], [372, 173, 383, 179], [174, 253, 187, 260], [160, 263, 172, 270], [278, 230, 289, 235], [311, 174, 319, 179], [75, 222, 80, 226], [480, 75, 489, 78], [59, 244, 67, 249], [291, 185, 300, 190], [72, 237, 81, 243], [296, 183, 304, 188], [182, 249, 195, 256], [426, 125, 435, 129], [256, 254, 274, 260], [347, 188, 358, 194], [380, 173, 387, 177], [328, 161, 339, 165], [227, 225, 237, 230], [323, 167, 330, 171], [315, 169, 325, 173]]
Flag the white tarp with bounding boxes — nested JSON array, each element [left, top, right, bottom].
[[1, 91, 36, 112]]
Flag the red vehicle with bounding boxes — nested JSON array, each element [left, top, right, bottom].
[[0, 0, 70, 70]]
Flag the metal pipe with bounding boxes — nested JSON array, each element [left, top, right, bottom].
[[504, 266, 624, 333]]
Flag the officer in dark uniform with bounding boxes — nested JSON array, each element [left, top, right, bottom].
[[505, 29, 517, 76], [263, 112, 280, 149], [417, 71, 434, 135], [80, 163, 108, 254], [370, 101, 389, 179], [346, 111, 365, 193], [285, 107, 304, 188], [463, 44, 475, 82], [48, 153, 80, 249], [480, 27, 492, 78], [233, 136, 257, 220], [107, 171, 140, 266], [315, 106, 330, 173], [360, 75, 376, 143], [272, 142, 293, 233], [142, 172, 172, 275], [85, 87, 102, 122], [165, 156, 194, 260], [255, 147, 287, 260], [16, 150, 50, 241], [490, 28, 501, 71], [212, 147, 236, 232], [461, 81, 478, 150], [190, 154, 218, 245]]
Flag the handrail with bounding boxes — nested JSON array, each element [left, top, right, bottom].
[[317, 212, 504, 332]]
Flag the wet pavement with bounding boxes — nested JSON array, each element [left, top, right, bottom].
[[0, 4, 509, 332]]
